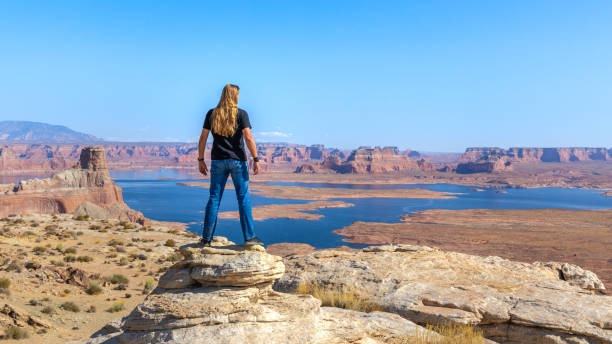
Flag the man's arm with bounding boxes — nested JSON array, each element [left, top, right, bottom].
[[198, 128, 210, 175], [242, 127, 259, 175]]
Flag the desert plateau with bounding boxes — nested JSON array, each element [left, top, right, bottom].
[[2, 3, 612, 342]]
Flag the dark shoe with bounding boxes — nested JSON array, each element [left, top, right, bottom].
[[199, 238, 211, 247], [244, 237, 263, 246]]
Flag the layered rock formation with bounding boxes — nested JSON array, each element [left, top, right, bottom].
[[0, 145, 72, 176], [2, 143, 435, 175], [456, 152, 513, 174], [80, 237, 437, 344], [296, 147, 434, 174], [460, 147, 612, 163], [0, 147, 144, 222], [333, 147, 434, 174], [276, 245, 611, 344]]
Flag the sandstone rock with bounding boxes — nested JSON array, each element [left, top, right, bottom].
[[66, 266, 93, 287], [276, 245, 612, 344], [460, 147, 611, 164], [82, 237, 440, 344], [157, 268, 196, 289], [535, 261, 606, 291], [294, 163, 317, 174], [181, 246, 284, 287], [324, 146, 432, 174], [1, 303, 52, 329], [0, 147, 145, 223]]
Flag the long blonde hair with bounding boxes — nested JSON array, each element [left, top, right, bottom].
[[212, 84, 239, 137]]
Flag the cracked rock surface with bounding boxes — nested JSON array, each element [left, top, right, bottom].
[[275, 244, 612, 344], [77, 238, 438, 344]]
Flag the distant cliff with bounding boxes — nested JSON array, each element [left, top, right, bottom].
[[459, 147, 612, 163], [296, 146, 433, 174], [0, 143, 357, 175], [454, 147, 612, 174], [0, 147, 144, 222]]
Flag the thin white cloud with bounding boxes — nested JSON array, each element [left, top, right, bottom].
[[256, 131, 293, 138]]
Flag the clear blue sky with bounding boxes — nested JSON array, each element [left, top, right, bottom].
[[1, 1, 610, 152]]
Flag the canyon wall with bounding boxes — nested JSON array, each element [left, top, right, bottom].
[[297, 146, 434, 174], [0, 147, 144, 222], [459, 147, 612, 163], [0, 143, 352, 175], [455, 147, 611, 174]]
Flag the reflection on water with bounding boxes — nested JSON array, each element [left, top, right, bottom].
[[111, 169, 612, 249]]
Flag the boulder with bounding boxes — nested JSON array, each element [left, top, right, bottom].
[[80, 237, 439, 344], [276, 245, 612, 344]]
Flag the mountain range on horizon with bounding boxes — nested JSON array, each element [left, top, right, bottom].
[[0, 121, 102, 144]]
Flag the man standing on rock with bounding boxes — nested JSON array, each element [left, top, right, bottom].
[[197, 84, 263, 247]]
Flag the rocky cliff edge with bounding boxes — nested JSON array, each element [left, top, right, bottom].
[[78, 237, 439, 344]]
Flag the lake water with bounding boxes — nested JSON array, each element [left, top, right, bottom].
[[111, 169, 612, 249]]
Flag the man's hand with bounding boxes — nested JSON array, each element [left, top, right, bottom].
[[252, 161, 259, 175], [199, 160, 208, 176]]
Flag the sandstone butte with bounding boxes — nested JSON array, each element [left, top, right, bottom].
[[74, 237, 442, 344], [0, 147, 144, 223], [73, 237, 612, 344]]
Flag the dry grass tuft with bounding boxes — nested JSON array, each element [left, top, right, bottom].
[[387, 323, 484, 344], [4, 325, 29, 339], [60, 301, 80, 313], [295, 282, 483, 343], [0, 278, 10, 289], [108, 301, 125, 313], [295, 281, 382, 313], [86, 280, 103, 295]]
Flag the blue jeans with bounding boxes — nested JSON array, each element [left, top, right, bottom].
[[202, 159, 256, 242]]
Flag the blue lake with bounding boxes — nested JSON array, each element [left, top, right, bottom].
[[111, 169, 612, 249]]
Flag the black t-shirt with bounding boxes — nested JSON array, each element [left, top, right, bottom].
[[203, 108, 251, 161]]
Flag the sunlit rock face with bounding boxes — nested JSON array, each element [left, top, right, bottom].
[[78, 237, 439, 344], [276, 245, 611, 344], [0, 147, 144, 223]]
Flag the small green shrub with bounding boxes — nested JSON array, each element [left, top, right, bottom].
[[106, 274, 129, 285], [164, 239, 176, 247], [51, 260, 66, 267], [108, 301, 125, 313], [118, 257, 129, 266], [5, 261, 21, 272], [76, 255, 93, 262], [73, 215, 90, 221], [108, 238, 125, 246], [60, 301, 80, 312], [4, 325, 29, 339], [143, 277, 155, 292], [63, 255, 76, 262], [89, 224, 101, 230], [33, 246, 47, 254], [41, 305, 55, 314], [64, 247, 77, 254], [0, 278, 10, 289], [86, 280, 103, 295]]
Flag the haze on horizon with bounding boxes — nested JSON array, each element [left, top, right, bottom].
[[0, 1, 610, 152]]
